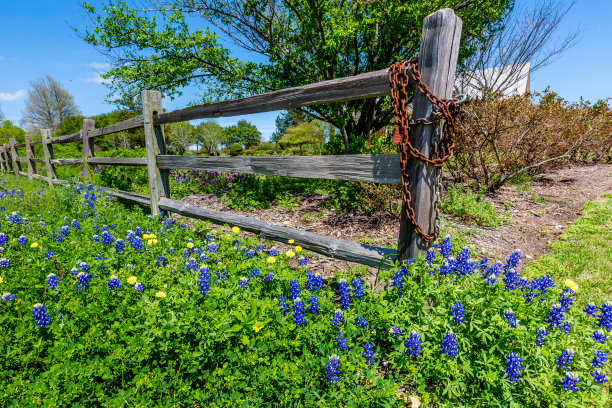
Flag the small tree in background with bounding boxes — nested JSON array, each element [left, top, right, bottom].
[[223, 120, 260, 148], [271, 110, 307, 145], [197, 120, 225, 155], [279, 121, 325, 155], [0, 120, 26, 145], [166, 121, 196, 153], [22, 75, 80, 131]]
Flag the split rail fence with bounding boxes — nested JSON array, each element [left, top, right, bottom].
[[0, 8, 462, 269]]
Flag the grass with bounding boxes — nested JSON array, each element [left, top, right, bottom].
[[441, 186, 502, 227], [522, 194, 612, 305]]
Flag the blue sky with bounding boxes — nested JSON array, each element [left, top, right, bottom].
[[1, 0, 611, 141]]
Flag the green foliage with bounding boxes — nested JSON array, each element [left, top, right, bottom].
[[223, 120, 261, 148], [0, 176, 609, 407], [80, 0, 513, 152], [279, 121, 325, 155], [271, 110, 307, 144], [442, 186, 502, 227], [197, 120, 226, 155], [0, 120, 26, 145], [228, 143, 243, 156], [523, 195, 612, 305]]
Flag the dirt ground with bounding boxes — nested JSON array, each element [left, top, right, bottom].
[[177, 163, 612, 274]]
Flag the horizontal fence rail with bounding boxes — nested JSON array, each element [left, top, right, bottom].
[[88, 157, 147, 166], [157, 154, 402, 184]]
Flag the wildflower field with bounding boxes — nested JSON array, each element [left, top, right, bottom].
[[0, 177, 610, 407]]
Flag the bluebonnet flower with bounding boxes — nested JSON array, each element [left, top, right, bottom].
[[560, 321, 572, 334], [134, 227, 142, 235], [298, 256, 307, 267], [134, 282, 145, 292], [486, 273, 498, 287], [439, 236, 452, 259], [0, 258, 9, 268], [591, 369, 608, 384], [591, 351, 608, 368], [503, 309, 518, 328], [404, 330, 422, 358], [454, 247, 473, 276], [292, 298, 306, 325], [2, 292, 15, 302], [331, 309, 344, 326], [46, 273, 59, 290], [390, 325, 404, 336], [441, 331, 458, 358], [547, 303, 566, 331], [42, 251, 53, 261], [591, 329, 607, 344], [556, 349, 575, 370], [325, 355, 341, 384], [450, 302, 466, 325], [584, 302, 598, 317], [390, 267, 407, 298], [336, 330, 348, 350], [503, 352, 524, 386], [206, 243, 219, 253], [308, 295, 319, 314], [523, 275, 555, 303], [70, 219, 81, 231], [356, 316, 368, 330], [269, 247, 278, 256], [338, 279, 351, 309], [248, 268, 260, 279], [245, 250, 256, 260], [504, 250, 522, 272], [198, 266, 211, 296], [184, 258, 198, 272], [76, 272, 92, 291], [108, 276, 121, 292], [503, 268, 519, 290], [559, 288, 575, 312], [289, 280, 301, 301], [263, 272, 274, 282], [535, 327, 549, 347], [17, 235, 27, 245], [215, 269, 227, 283], [255, 244, 264, 252], [238, 277, 248, 289], [101, 231, 114, 246], [362, 342, 375, 365], [351, 278, 364, 299], [425, 247, 436, 273], [305, 272, 324, 291], [130, 236, 142, 251], [278, 296, 288, 316], [32, 303, 51, 329], [559, 372, 580, 392], [0, 233, 7, 245], [114, 239, 125, 253], [598, 301, 612, 331], [156, 255, 167, 267]]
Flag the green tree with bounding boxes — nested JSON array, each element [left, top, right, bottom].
[[223, 120, 261, 148], [166, 121, 196, 153], [279, 121, 325, 155], [0, 120, 26, 145], [271, 110, 307, 144], [81, 0, 512, 153], [197, 120, 225, 155]]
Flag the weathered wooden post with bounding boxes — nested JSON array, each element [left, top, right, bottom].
[[3, 144, 12, 173], [9, 138, 19, 176], [25, 135, 36, 180], [397, 8, 462, 261], [81, 119, 96, 182], [0, 146, 6, 172], [142, 90, 170, 215], [41, 129, 56, 186]]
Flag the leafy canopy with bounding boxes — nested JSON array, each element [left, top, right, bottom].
[[81, 0, 513, 152]]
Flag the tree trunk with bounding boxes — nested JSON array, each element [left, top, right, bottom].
[[339, 126, 350, 154]]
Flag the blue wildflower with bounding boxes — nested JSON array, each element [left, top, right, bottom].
[[308, 295, 319, 314], [114, 239, 125, 253], [591, 351, 608, 368], [591, 369, 608, 384], [331, 309, 344, 326], [598, 301, 612, 331], [559, 372, 580, 392], [503, 309, 518, 328], [356, 316, 368, 330], [292, 298, 306, 325], [2, 292, 15, 302], [238, 277, 248, 289], [305, 272, 324, 291], [584, 302, 598, 317], [439, 236, 452, 259], [591, 329, 607, 344], [404, 330, 422, 358], [556, 349, 575, 370], [0, 233, 7, 245], [362, 342, 375, 366], [269, 247, 278, 256], [338, 279, 350, 309], [547, 303, 565, 331], [248, 268, 260, 279], [298, 256, 307, 267], [101, 231, 114, 246], [325, 355, 341, 384], [535, 327, 549, 347], [0, 258, 9, 268], [441, 331, 458, 358], [503, 352, 524, 386], [75, 272, 91, 291], [198, 266, 211, 296], [46, 273, 59, 290], [391, 268, 406, 297], [450, 302, 466, 325], [336, 330, 348, 350], [184, 258, 198, 272], [134, 282, 145, 292], [289, 280, 301, 301], [156, 255, 167, 267], [278, 296, 288, 316], [559, 287, 575, 312], [32, 303, 51, 329], [351, 278, 364, 299], [390, 325, 404, 336], [17, 235, 27, 245], [263, 272, 274, 282], [108, 276, 121, 292]]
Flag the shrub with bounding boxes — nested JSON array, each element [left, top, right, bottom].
[[229, 143, 243, 156], [442, 186, 502, 227], [451, 91, 612, 191]]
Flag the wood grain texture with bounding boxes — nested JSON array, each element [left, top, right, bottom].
[[31, 158, 45, 164], [14, 143, 26, 149], [9, 138, 19, 176], [30, 140, 43, 146], [88, 116, 145, 138], [157, 154, 402, 184], [26, 135, 37, 178], [159, 197, 396, 268], [41, 129, 56, 186], [154, 68, 406, 125], [49, 131, 82, 145], [88, 157, 147, 166], [397, 9, 462, 261], [15, 158, 28, 162], [82, 119, 96, 182], [50, 158, 84, 165]]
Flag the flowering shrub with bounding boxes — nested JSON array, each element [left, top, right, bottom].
[[0, 177, 609, 407]]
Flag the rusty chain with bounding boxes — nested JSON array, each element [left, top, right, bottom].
[[389, 59, 461, 242]]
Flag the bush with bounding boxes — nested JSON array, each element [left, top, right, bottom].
[[0, 177, 610, 407], [451, 91, 612, 191], [442, 186, 502, 227], [229, 143, 243, 156]]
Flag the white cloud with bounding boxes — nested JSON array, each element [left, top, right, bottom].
[[84, 73, 112, 85], [0, 89, 26, 101], [88, 62, 111, 70]]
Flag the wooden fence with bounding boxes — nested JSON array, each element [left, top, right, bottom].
[[0, 8, 462, 269]]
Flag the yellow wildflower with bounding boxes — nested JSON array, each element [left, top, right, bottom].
[[288, 239, 294, 244], [186, 242, 194, 249], [127, 276, 138, 285], [267, 256, 276, 264], [0, 276, 3, 284], [155, 291, 167, 299], [232, 226, 240, 233], [286, 250, 295, 258], [30, 242, 39, 248], [147, 239, 153, 246], [252, 323, 264, 333], [149, 234, 156, 239], [143, 234, 150, 239], [564, 279, 579, 292], [294, 246, 302, 253]]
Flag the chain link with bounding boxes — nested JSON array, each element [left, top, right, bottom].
[[389, 59, 461, 242]]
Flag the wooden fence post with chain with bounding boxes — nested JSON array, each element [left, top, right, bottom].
[[9, 138, 19, 177], [25, 135, 36, 179], [82, 119, 96, 182], [397, 9, 462, 261], [142, 90, 170, 215], [41, 129, 56, 186]]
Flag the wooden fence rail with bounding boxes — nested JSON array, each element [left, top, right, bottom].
[[0, 8, 462, 267]]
